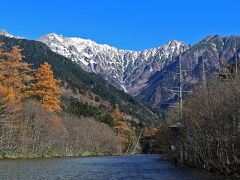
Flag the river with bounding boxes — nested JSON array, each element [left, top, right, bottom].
[[0, 154, 227, 180]]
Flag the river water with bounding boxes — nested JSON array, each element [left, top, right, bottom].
[[0, 154, 227, 180]]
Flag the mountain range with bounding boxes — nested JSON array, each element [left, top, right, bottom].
[[0, 30, 239, 109], [0, 31, 164, 129], [37, 33, 190, 95], [138, 35, 240, 108]]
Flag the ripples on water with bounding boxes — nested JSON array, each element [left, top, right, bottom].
[[0, 154, 227, 180]]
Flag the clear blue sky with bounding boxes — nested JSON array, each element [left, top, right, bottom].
[[1, 0, 240, 50]]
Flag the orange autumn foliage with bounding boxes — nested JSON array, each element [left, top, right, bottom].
[[112, 104, 132, 143], [32, 62, 62, 112], [0, 86, 22, 113], [144, 127, 159, 137], [0, 44, 33, 111]]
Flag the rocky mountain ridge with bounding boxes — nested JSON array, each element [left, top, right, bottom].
[[37, 33, 190, 95], [138, 35, 240, 108]]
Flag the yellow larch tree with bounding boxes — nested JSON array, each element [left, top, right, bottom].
[[32, 62, 62, 112], [0, 44, 33, 112], [111, 104, 132, 144], [0, 43, 7, 114], [144, 127, 159, 137]]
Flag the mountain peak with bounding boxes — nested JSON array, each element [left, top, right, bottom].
[[38, 33, 119, 51], [166, 40, 183, 45], [162, 40, 189, 50], [0, 29, 25, 39], [199, 35, 222, 44], [43, 33, 70, 40], [0, 29, 14, 38]]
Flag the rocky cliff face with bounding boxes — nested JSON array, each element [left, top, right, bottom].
[[137, 35, 240, 108], [37, 33, 189, 95]]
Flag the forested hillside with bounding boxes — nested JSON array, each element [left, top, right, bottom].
[[0, 45, 122, 158], [0, 35, 164, 127]]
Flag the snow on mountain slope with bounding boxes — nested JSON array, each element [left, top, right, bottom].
[[38, 33, 190, 95], [0, 30, 25, 39]]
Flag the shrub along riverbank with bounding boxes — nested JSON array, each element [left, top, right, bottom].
[[0, 101, 122, 159]]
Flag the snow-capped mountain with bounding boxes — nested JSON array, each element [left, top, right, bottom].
[[137, 35, 240, 108], [0, 30, 25, 39], [37, 33, 190, 95]]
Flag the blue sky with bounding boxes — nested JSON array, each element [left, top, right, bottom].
[[1, 0, 240, 50]]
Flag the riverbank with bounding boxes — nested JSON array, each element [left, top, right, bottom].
[[0, 151, 123, 160], [166, 156, 240, 179], [158, 154, 239, 178]]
